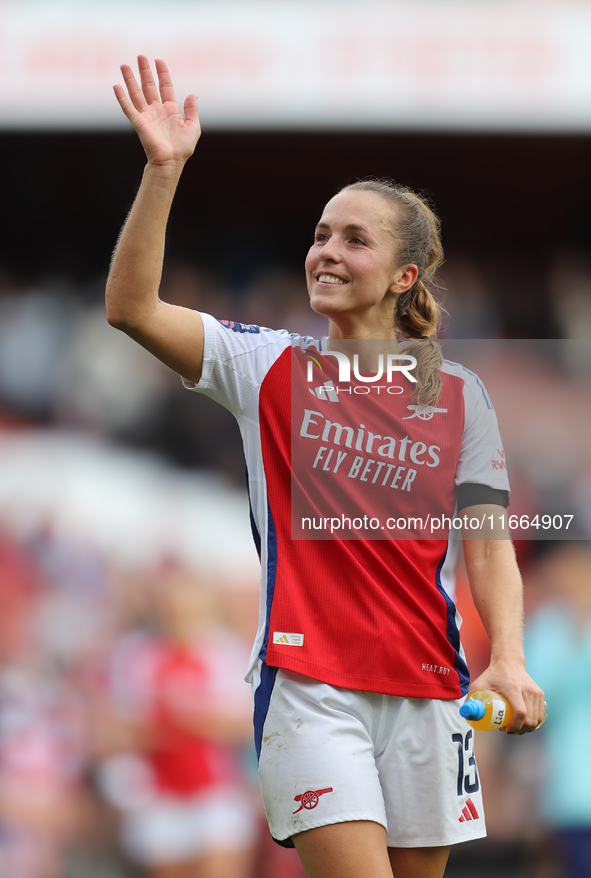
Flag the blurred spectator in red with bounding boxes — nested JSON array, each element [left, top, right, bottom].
[[0, 532, 41, 662], [98, 565, 258, 878]]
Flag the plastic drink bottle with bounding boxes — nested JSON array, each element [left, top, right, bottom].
[[460, 689, 548, 731]]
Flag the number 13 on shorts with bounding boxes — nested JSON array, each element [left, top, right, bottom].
[[452, 729, 480, 796]]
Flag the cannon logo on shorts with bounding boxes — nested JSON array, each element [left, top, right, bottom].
[[293, 787, 334, 814]]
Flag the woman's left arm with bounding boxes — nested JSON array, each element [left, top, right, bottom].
[[462, 505, 546, 734]]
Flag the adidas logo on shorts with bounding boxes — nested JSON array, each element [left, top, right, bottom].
[[459, 797, 480, 822]]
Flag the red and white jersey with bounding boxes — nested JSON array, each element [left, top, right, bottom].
[[184, 314, 509, 700]]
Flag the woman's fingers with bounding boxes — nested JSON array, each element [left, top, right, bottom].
[[120, 63, 148, 112], [527, 685, 546, 730], [138, 54, 161, 105], [155, 58, 178, 106], [535, 690, 547, 728], [114, 57, 200, 162], [184, 93, 200, 127], [118, 57, 178, 113], [508, 682, 546, 734], [113, 83, 138, 123]]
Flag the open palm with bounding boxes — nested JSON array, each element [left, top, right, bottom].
[[114, 56, 200, 166]]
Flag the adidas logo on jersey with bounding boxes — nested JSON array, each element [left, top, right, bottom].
[[273, 631, 304, 647], [459, 797, 480, 822]]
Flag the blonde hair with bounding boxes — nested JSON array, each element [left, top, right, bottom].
[[341, 178, 445, 406]]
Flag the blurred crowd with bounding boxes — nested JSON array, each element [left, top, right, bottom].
[[0, 247, 590, 877], [0, 528, 307, 878]]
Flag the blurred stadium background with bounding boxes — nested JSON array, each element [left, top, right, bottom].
[[0, 1, 590, 876]]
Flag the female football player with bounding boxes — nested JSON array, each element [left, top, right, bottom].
[[106, 57, 545, 878]]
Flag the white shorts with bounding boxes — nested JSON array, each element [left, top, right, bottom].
[[252, 662, 486, 849], [121, 786, 257, 865]]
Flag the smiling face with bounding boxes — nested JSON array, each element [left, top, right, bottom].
[[305, 189, 418, 338]]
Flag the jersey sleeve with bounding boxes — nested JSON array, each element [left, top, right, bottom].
[[445, 363, 510, 494], [181, 312, 292, 418]]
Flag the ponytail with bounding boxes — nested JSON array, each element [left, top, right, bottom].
[[396, 280, 440, 340], [396, 280, 443, 406], [341, 178, 445, 406]]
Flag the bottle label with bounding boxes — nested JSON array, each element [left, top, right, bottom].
[[489, 698, 507, 729]]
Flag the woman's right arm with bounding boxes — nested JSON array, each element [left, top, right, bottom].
[[106, 56, 205, 383]]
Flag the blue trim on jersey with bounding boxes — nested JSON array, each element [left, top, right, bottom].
[[244, 461, 261, 560], [249, 504, 261, 560], [435, 545, 471, 695], [258, 499, 278, 662], [442, 359, 493, 410], [253, 662, 278, 760]]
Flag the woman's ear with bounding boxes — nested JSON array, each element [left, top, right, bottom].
[[390, 264, 419, 295]]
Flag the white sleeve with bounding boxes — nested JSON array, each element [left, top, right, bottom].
[[445, 363, 510, 493], [181, 312, 292, 418]]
